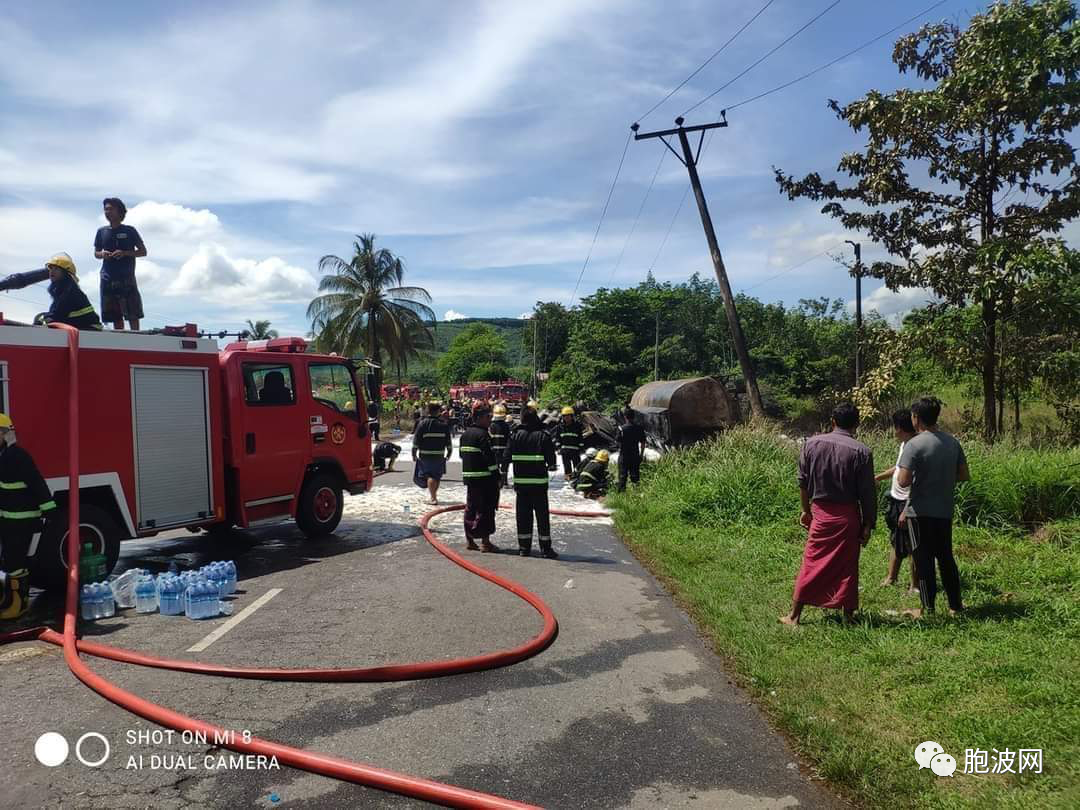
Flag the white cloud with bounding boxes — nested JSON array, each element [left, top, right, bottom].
[[169, 244, 316, 303], [443, 310, 468, 321], [856, 285, 939, 323], [126, 201, 222, 242]]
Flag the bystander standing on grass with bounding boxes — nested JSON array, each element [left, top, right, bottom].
[[782, 402, 875, 626], [875, 408, 919, 592], [897, 396, 970, 618]]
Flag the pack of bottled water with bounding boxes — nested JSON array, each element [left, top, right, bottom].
[[134, 573, 158, 613], [79, 581, 115, 620], [184, 577, 229, 620], [157, 574, 185, 616]]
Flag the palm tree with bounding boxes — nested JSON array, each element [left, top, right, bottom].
[[243, 319, 279, 340], [307, 234, 435, 400]]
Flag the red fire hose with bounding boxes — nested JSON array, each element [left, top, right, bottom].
[[0, 323, 611, 808]]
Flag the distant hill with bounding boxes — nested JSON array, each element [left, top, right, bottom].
[[387, 317, 529, 385]]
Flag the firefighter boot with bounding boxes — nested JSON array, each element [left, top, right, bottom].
[[0, 569, 30, 621], [518, 536, 533, 557], [539, 539, 559, 560]]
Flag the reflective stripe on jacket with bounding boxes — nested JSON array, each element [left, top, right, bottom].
[[459, 426, 497, 481], [505, 424, 556, 488], [414, 417, 451, 457], [0, 444, 55, 521]]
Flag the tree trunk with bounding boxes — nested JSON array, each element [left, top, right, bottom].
[[981, 298, 998, 441], [1013, 389, 1021, 434]]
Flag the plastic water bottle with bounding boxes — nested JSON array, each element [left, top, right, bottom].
[[81, 585, 95, 620], [91, 583, 103, 619], [185, 581, 197, 619], [135, 574, 158, 613], [223, 561, 237, 595], [100, 582, 115, 618]]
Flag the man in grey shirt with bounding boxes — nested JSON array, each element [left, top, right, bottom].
[[897, 396, 970, 617]]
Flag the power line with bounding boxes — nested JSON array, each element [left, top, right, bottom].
[[723, 0, 948, 113], [738, 249, 832, 293], [608, 149, 666, 286], [681, 0, 843, 117], [636, 0, 777, 124], [648, 183, 692, 274], [569, 132, 632, 307]]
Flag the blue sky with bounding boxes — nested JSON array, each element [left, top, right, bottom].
[[0, 0, 1055, 336]]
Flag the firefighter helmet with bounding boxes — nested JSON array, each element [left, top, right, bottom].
[[561, 406, 574, 416], [46, 252, 78, 280], [595, 449, 610, 464], [526, 400, 539, 411], [493, 404, 507, 417], [0, 413, 12, 430], [584, 447, 597, 459]]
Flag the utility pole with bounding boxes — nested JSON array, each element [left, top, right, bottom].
[[531, 314, 539, 397], [845, 240, 863, 386], [632, 115, 766, 421]]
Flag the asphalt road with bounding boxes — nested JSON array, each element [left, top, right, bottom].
[[0, 457, 840, 809]]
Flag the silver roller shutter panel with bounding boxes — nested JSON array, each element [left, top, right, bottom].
[[132, 367, 212, 528]]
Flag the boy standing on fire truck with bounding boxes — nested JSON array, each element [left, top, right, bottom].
[[0, 414, 55, 620]]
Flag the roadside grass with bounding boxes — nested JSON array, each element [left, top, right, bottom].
[[607, 428, 1080, 809]]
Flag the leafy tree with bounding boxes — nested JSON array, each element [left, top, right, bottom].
[[776, 0, 1080, 438], [243, 319, 278, 340], [436, 323, 508, 386], [521, 302, 573, 375], [308, 234, 435, 400]]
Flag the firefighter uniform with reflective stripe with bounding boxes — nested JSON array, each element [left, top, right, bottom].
[[575, 459, 608, 499], [489, 417, 512, 485], [459, 425, 499, 547], [504, 413, 557, 557], [0, 442, 55, 619], [46, 273, 103, 331], [557, 417, 584, 478]]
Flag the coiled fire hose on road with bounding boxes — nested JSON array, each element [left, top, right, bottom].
[[0, 323, 611, 808]]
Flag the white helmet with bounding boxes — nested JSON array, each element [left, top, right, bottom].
[[585, 447, 598, 459]]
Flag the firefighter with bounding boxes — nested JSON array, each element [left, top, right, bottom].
[[504, 401, 558, 558], [0, 414, 56, 620], [412, 401, 452, 505], [616, 405, 647, 492], [556, 406, 584, 479], [489, 403, 512, 487], [576, 449, 610, 500], [40, 253, 104, 331], [459, 403, 500, 553]]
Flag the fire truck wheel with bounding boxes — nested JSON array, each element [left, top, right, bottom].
[[296, 473, 344, 538], [32, 503, 122, 591]]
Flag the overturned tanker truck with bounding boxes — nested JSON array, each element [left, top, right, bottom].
[[629, 376, 739, 449]]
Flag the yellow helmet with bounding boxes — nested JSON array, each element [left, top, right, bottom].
[[526, 400, 539, 411], [493, 404, 507, 417], [561, 406, 574, 416], [595, 449, 610, 463], [0, 413, 12, 430], [46, 252, 78, 280]]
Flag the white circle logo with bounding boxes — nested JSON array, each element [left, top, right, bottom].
[[75, 732, 110, 767], [34, 732, 69, 767]]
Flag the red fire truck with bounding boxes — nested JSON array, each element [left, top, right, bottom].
[[499, 380, 528, 412], [0, 325, 373, 589]]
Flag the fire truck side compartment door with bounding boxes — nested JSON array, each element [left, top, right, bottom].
[[132, 366, 213, 528]]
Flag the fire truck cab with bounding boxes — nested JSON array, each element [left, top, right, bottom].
[[0, 325, 372, 590]]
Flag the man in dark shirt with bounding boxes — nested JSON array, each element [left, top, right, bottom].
[[94, 197, 147, 331], [616, 406, 647, 492], [782, 402, 875, 626]]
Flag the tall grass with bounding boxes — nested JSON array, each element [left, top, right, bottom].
[[609, 428, 1080, 809]]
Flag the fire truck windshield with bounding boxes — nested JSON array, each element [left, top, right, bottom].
[[310, 362, 359, 415]]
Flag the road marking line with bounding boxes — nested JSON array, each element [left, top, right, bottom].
[[186, 588, 282, 653]]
